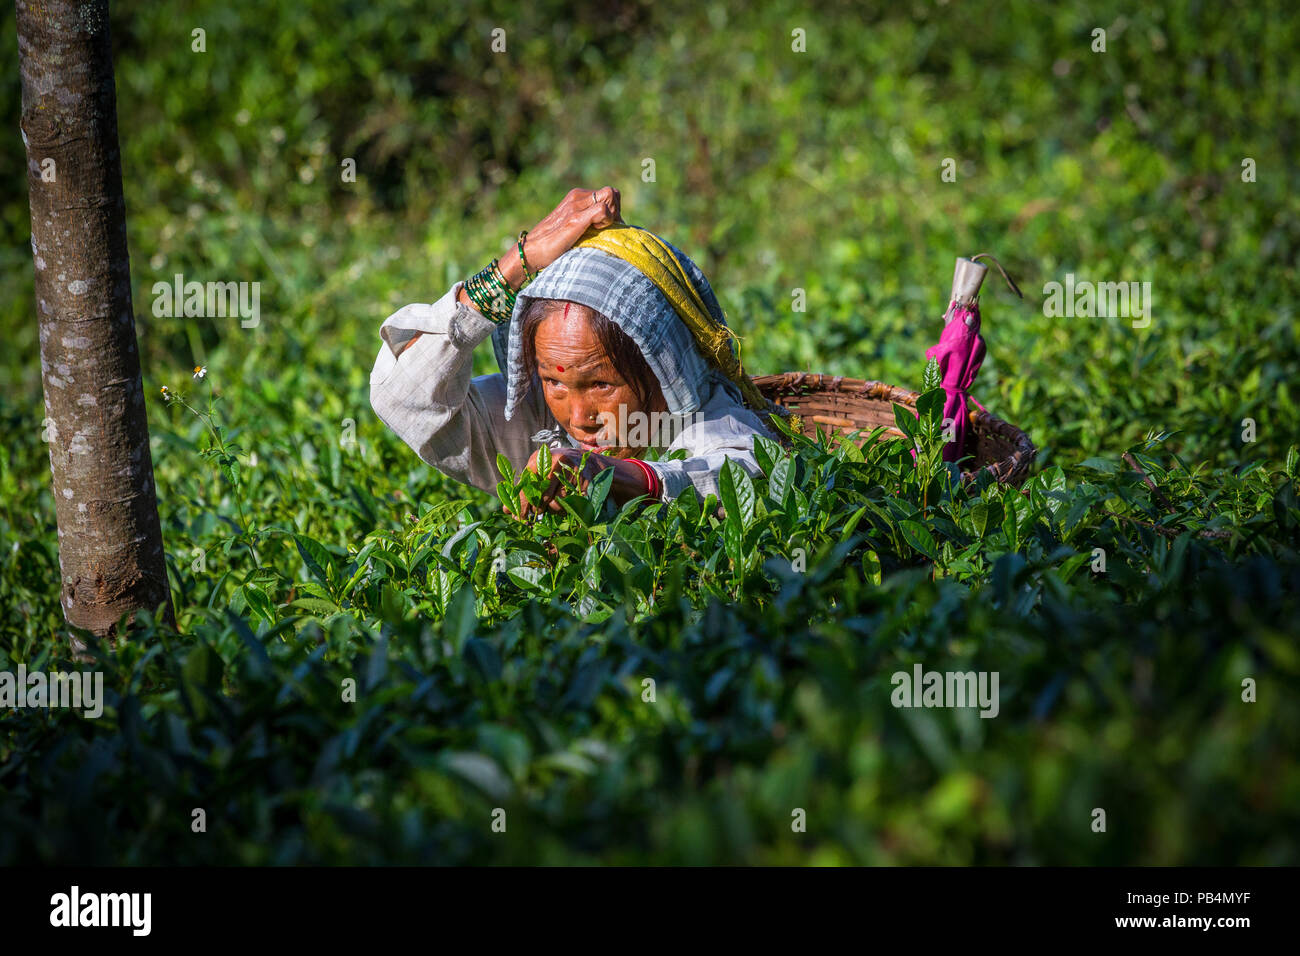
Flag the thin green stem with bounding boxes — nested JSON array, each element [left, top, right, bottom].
[[174, 394, 262, 569]]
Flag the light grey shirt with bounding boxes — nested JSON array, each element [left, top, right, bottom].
[[368, 281, 772, 502]]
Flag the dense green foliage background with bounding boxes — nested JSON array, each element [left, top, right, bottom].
[[1, 0, 1297, 864]]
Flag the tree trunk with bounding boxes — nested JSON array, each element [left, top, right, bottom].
[[16, 0, 174, 638]]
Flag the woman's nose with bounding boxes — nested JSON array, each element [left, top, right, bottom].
[[569, 399, 598, 430]]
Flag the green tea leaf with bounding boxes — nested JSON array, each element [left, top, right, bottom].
[[674, 482, 701, 526], [723, 518, 744, 573], [495, 453, 515, 483], [496, 480, 516, 514], [289, 597, 340, 617], [719, 458, 756, 527], [442, 521, 483, 560], [768, 456, 793, 504], [507, 565, 546, 590], [893, 402, 919, 442], [1079, 457, 1119, 473], [293, 534, 332, 590], [442, 752, 512, 802], [841, 504, 869, 538], [1002, 498, 1020, 551], [445, 584, 477, 652], [916, 388, 946, 428], [922, 356, 941, 392], [900, 520, 938, 560], [861, 549, 882, 585], [587, 464, 615, 515], [754, 435, 782, 475]]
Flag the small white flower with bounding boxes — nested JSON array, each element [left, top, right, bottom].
[[193, 365, 207, 380]]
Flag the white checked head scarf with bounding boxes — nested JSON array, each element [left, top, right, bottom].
[[490, 235, 746, 423]]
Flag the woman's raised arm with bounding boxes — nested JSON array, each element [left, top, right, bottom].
[[368, 282, 538, 493], [368, 187, 624, 493]]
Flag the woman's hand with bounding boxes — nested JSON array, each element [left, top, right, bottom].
[[497, 187, 623, 290], [457, 187, 622, 320], [503, 444, 656, 521], [507, 447, 606, 520]]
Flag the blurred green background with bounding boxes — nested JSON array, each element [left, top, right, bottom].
[[1, 1, 1297, 865]]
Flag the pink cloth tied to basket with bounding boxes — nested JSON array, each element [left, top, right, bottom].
[[925, 300, 987, 464]]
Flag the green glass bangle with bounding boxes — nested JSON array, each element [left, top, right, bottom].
[[489, 258, 514, 296], [470, 260, 515, 324], [464, 271, 493, 313], [465, 270, 504, 323], [517, 230, 537, 284], [487, 259, 517, 317]]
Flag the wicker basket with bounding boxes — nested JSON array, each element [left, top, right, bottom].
[[753, 372, 1036, 486]]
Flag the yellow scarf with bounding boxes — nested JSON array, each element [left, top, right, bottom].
[[573, 224, 770, 412]]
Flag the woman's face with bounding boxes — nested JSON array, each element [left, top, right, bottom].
[[533, 306, 662, 452]]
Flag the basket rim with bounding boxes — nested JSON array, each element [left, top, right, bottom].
[[752, 371, 1037, 485]]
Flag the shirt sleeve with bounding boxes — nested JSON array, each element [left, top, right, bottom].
[[368, 281, 546, 494], [642, 402, 772, 504]]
